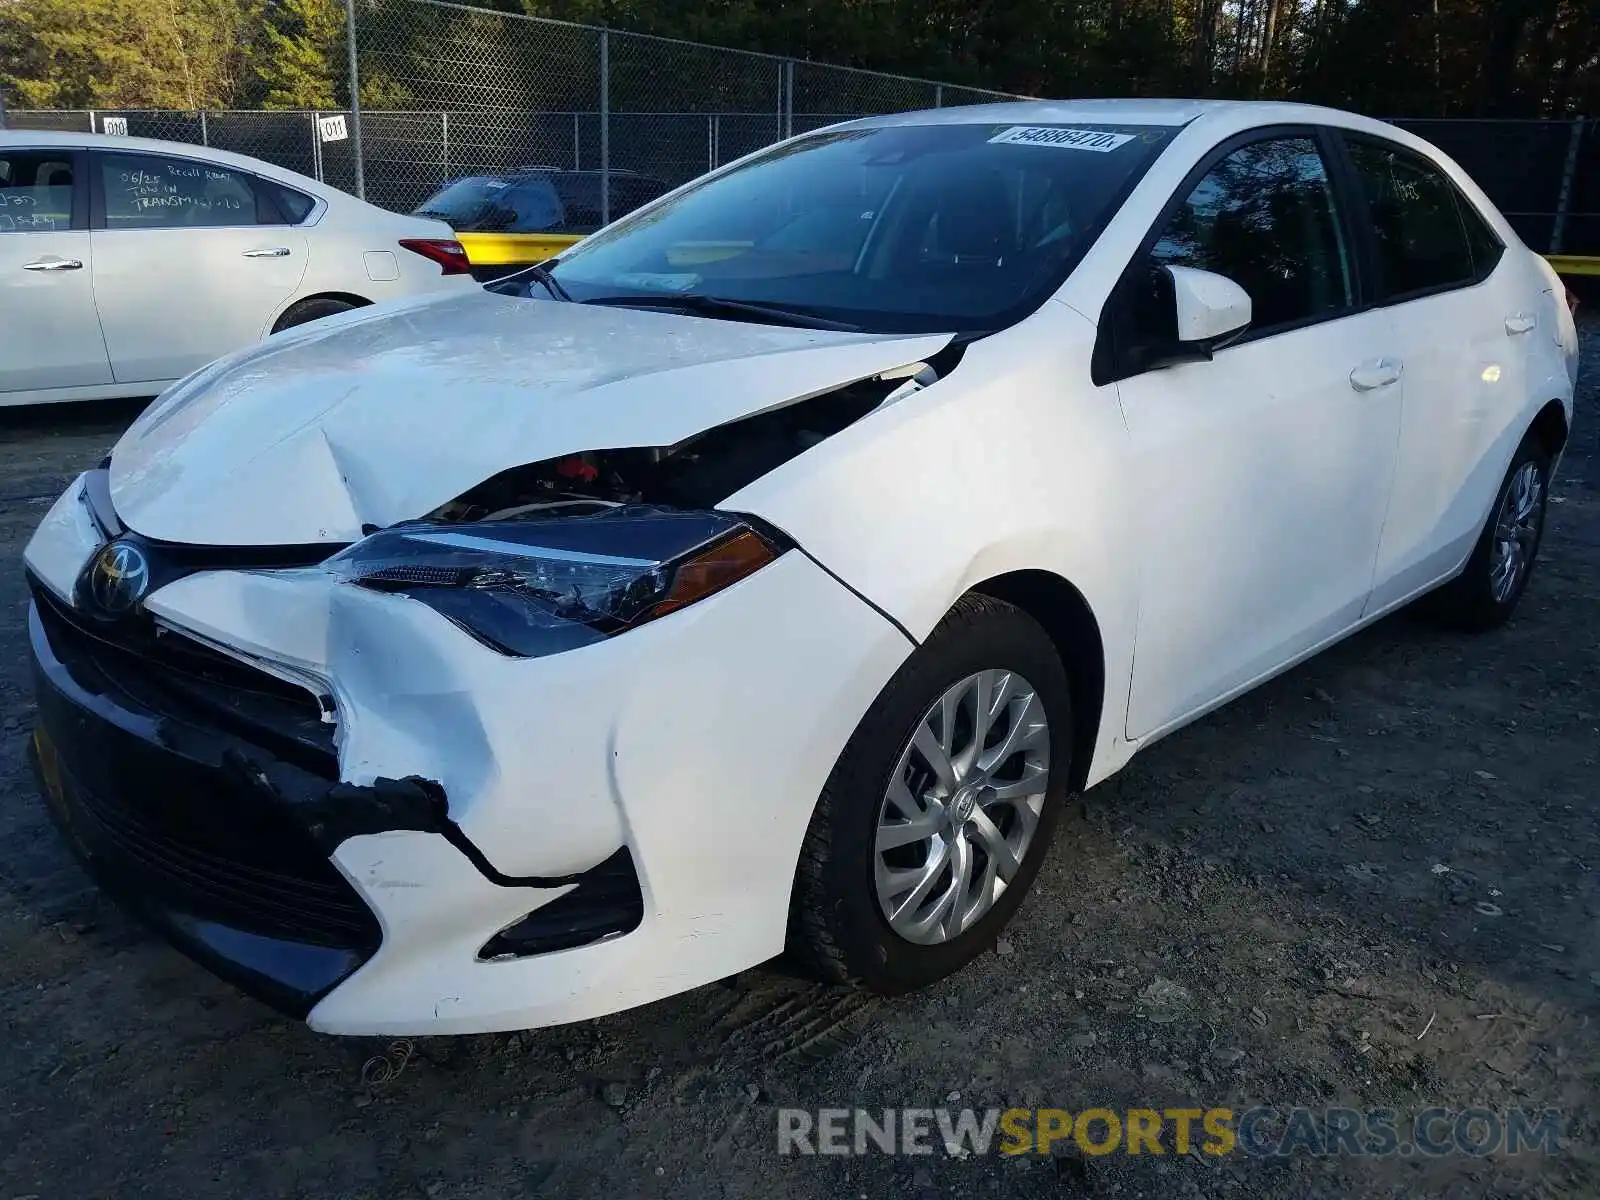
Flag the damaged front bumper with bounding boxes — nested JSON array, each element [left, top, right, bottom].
[[24, 472, 914, 1034]]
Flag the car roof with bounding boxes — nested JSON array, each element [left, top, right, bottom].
[[837, 97, 1383, 131], [504, 167, 659, 180], [0, 129, 338, 197]]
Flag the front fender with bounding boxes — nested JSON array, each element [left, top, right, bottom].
[[727, 301, 1139, 787]]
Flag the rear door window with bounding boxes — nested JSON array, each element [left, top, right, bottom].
[[1343, 137, 1481, 299], [0, 151, 77, 232]]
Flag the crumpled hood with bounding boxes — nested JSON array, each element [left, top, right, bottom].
[[110, 289, 952, 546]]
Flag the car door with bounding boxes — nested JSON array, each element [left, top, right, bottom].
[[0, 147, 113, 395], [1339, 134, 1533, 613], [1111, 130, 1405, 740], [89, 149, 308, 384]]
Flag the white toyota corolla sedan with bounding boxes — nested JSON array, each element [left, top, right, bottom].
[[0, 131, 474, 407], [24, 100, 1578, 1034]]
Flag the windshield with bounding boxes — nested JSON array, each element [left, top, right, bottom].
[[517, 122, 1173, 334], [415, 175, 563, 232]]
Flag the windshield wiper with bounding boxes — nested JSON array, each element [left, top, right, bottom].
[[580, 293, 863, 333], [522, 262, 573, 302]]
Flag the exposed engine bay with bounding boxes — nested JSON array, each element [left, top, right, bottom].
[[425, 349, 960, 523]]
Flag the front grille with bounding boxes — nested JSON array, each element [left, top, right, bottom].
[[60, 761, 377, 947], [31, 591, 382, 1009], [31, 583, 336, 774]]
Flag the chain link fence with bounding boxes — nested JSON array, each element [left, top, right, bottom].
[[353, 0, 1014, 217], [2, 0, 1594, 255]]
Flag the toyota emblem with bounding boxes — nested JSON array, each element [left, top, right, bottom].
[[88, 540, 151, 615]]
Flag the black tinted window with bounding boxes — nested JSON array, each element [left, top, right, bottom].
[[551, 175, 602, 231], [1345, 138, 1476, 297], [1149, 136, 1352, 331], [101, 153, 258, 229], [414, 175, 563, 232], [271, 182, 316, 224], [0, 151, 75, 232]]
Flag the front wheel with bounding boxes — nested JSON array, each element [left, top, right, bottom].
[[1424, 434, 1551, 631], [787, 594, 1073, 993]]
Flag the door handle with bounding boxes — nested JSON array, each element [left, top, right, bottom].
[[1504, 313, 1536, 335], [21, 257, 84, 271], [1349, 358, 1403, 392], [242, 246, 291, 258]]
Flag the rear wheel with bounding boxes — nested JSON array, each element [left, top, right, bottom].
[[787, 594, 1072, 993], [271, 297, 360, 333], [1423, 433, 1550, 631]]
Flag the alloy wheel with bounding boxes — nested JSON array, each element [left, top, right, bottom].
[[873, 669, 1051, 945], [1490, 461, 1543, 604]]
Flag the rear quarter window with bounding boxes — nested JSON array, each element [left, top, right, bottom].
[[268, 182, 316, 224]]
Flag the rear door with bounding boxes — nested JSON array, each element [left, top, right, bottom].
[[89, 149, 308, 383], [1340, 134, 1533, 612], [0, 147, 113, 394]]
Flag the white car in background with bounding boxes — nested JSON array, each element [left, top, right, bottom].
[[0, 131, 475, 406], [23, 100, 1579, 1035]]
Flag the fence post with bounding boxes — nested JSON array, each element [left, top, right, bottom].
[[200, 109, 209, 146], [441, 110, 450, 183], [936, 85, 944, 108], [312, 110, 325, 182], [572, 111, 580, 170], [344, 0, 366, 199], [707, 114, 714, 172], [88, 109, 97, 133], [599, 29, 610, 225], [1551, 117, 1585, 254], [784, 60, 794, 138], [713, 113, 721, 169]]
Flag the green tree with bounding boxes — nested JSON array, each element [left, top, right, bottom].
[[0, 0, 260, 108], [256, 0, 344, 107]]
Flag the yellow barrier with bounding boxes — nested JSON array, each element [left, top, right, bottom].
[[1546, 254, 1600, 277], [456, 233, 1600, 281], [455, 231, 583, 268]]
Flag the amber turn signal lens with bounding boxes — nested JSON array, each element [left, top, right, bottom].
[[650, 528, 778, 619]]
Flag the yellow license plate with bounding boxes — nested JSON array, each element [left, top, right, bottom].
[[33, 725, 89, 857]]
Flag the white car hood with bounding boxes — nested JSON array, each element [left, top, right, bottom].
[[109, 290, 951, 546]]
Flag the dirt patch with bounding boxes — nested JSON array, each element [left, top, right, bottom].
[[1, 328, 1596, 1199]]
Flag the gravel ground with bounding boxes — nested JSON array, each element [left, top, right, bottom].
[[1, 317, 1597, 1200]]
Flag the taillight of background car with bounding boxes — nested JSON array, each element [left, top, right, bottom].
[[399, 238, 473, 276]]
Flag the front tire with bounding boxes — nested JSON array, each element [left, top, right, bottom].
[[787, 594, 1072, 993], [1424, 433, 1551, 631]]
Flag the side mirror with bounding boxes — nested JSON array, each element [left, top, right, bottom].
[[1126, 264, 1252, 373], [1168, 265, 1251, 346]]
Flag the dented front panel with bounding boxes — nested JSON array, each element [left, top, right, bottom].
[[108, 290, 952, 547]]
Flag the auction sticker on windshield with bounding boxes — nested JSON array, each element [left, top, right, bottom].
[[989, 126, 1135, 152]]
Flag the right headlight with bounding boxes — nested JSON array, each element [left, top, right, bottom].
[[326, 505, 788, 658]]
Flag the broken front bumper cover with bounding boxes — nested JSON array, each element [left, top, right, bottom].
[[24, 472, 916, 1033], [28, 589, 642, 1018]]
